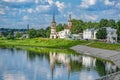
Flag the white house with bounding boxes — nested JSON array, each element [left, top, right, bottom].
[[106, 27, 117, 43], [83, 28, 97, 40]]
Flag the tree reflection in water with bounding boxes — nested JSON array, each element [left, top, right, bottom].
[[2, 47, 118, 80]]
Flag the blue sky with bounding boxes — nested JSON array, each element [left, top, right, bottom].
[[0, 0, 120, 29]]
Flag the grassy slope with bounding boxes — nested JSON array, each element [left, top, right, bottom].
[[0, 38, 89, 48], [87, 41, 120, 51], [0, 38, 119, 50]]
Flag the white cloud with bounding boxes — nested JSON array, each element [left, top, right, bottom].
[[3, 0, 26, 3], [48, 0, 53, 5], [27, 8, 33, 13], [35, 5, 50, 12], [84, 14, 98, 21], [80, 0, 96, 8], [23, 16, 28, 20], [55, 1, 65, 11], [0, 9, 5, 14], [104, 0, 115, 5], [116, 2, 120, 9]]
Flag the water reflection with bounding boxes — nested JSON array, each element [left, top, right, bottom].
[[0, 48, 119, 80]]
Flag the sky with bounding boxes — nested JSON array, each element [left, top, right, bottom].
[[0, 0, 120, 29]]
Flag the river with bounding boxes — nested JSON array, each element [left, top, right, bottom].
[[0, 47, 119, 80]]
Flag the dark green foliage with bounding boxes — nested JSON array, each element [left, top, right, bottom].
[[71, 19, 84, 34], [56, 23, 64, 32], [96, 28, 107, 39], [117, 20, 120, 40], [107, 19, 116, 28], [15, 32, 22, 38], [36, 28, 46, 38], [28, 28, 37, 38], [95, 60, 106, 76], [99, 19, 108, 27]]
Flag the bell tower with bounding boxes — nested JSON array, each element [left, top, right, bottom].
[[67, 14, 72, 30], [50, 13, 57, 39]]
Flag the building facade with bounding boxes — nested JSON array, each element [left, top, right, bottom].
[[58, 14, 72, 39], [50, 14, 58, 39], [106, 27, 117, 43], [50, 14, 72, 39], [83, 28, 97, 40]]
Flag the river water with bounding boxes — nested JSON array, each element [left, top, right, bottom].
[[0, 47, 119, 80]]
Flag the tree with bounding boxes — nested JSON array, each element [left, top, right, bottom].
[[7, 32, 14, 39], [28, 28, 37, 38], [15, 32, 22, 38], [99, 19, 108, 27], [117, 20, 120, 40], [71, 19, 84, 34], [107, 19, 116, 28], [96, 28, 107, 39], [45, 27, 50, 38], [56, 23, 64, 32], [36, 28, 46, 37]]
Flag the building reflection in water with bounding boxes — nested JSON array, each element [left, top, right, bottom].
[[49, 52, 118, 80]]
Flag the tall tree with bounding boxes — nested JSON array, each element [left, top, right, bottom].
[[28, 28, 37, 38], [117, 20, 120, 40], [96, 28, 107, 39], [107, 19, 116, 28], [99, 19, 108, 27]]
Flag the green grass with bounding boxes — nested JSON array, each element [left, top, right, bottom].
[[0, 38, 119, 50], [86, 41, 120, 51], [0, 38, 89, 48]]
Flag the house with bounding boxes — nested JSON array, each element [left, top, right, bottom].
[[106, 27, 117, 43], [83, 28, 97, 40]]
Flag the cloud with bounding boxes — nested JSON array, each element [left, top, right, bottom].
[[104, 0, 115, 5], [23, 16, 28, 20], [0, 9, 5, 14], [2, 0, 27, 3], [55, 1, 65, 11], [84, 14, 98, 21], [80, 0, 96, 8]]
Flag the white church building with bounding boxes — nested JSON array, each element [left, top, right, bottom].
[[50, 14, 72, 39]]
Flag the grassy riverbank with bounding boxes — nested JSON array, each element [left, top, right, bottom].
[[0, 38, 89, 48], [0, 38, 120, 50], [86, 41, 120, 51]]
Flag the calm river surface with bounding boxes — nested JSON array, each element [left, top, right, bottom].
[[0, 47, 119, 80]]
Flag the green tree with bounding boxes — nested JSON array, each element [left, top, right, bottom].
[[107, 19, 116, 28], [36, 28, 46, 37], [45, 27, 50, 38], [71, 19, 84, 34], [28, 28, 37, 38], [56, 23, 64, 32], [117, 20, 120, 40], [96, 28, 107, 39], [7, 31, 14, 39], [99, 19, 108, 27], [15, 32, 22, 38]]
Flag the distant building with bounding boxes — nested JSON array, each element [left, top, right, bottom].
[[83, 28, 97, 40], [50, 13, 58, 39], [58, 14, 72, 39], [106, 27, 117, 43], [50, 14, 72, 39]]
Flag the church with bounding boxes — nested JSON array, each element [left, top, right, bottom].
[[50, 14, 72, 39]]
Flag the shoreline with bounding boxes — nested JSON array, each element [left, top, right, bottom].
[[71, 45, 120, 68]]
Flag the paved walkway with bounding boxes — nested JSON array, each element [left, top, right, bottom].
[[71, 45, 120, 80]]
